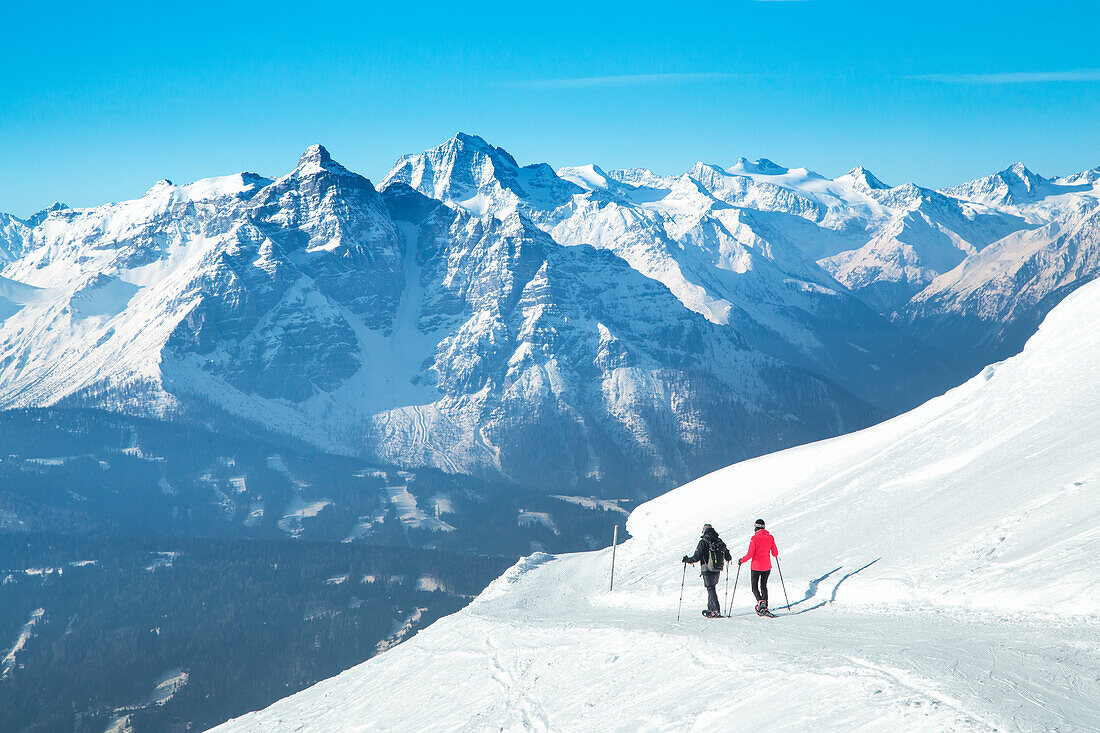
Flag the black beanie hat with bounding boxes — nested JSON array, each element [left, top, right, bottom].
[[754, 519, 765, 529]]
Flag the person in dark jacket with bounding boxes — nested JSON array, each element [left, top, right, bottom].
[[738, 518, 779, 617], [682, 524, 732, 618]]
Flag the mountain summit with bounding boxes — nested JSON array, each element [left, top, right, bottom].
[[841, 165, 889, 190], [298, 143, 333, 167], [0, 137, 1098, 499]]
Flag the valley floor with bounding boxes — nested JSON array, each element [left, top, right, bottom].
[[213, 548, 1100, 732]]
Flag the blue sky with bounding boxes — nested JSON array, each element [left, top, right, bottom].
[[2, 0, 1098, 217]]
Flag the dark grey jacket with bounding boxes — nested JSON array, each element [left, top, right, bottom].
[[684, 529, 732, 574]]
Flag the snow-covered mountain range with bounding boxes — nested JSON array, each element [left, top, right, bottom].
[[212, 267, 1100, 733], [388, 135, 1098, 374], [1, 136, 1097, 496]]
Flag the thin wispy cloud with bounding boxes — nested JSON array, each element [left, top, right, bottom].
[[911, 69, 1100, 84], [512, 72, 737, 90]]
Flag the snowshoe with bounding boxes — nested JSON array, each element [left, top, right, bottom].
[[756, 600, 770, 617], [702, 610, 721, 618]]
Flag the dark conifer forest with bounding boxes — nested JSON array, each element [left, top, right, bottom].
[[0, 410, 626, 731]]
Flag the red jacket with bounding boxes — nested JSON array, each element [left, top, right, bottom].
[[740, 529, 778, 571]]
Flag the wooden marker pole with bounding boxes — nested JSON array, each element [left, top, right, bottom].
[[609, 525, 618, 591]]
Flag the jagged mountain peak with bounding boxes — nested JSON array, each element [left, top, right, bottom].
[[3, 135, 1096, 514], [604, 167, 668, 188], [728, 157, 789, 176], [943, 161, 1049, 207], [383, 135, 581, 215], [298, 144, 333, 167], [1055, 167, 1100, 186], [447, 131, 493, 149], [555, 163, 612, 191], [688, 161, 724, 179], [26, 202, 69, 227], [452, 131, 511, 156], [841, 165, 889, 190], [1003, 161, 1038, 179], [419, 132, 522, 172], [992, 162, 1047, 193], [293, 143, 358, 178], [145, 179, 175, 194]]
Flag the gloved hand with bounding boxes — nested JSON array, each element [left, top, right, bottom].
[[738, 559, 744, 566], [682, 555, 691, 563]]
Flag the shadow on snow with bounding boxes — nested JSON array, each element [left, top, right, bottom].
[[724, 559, 880, 617]]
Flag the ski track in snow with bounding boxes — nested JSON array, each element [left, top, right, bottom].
[[208, 542, 1100, 732], [212, 558, 1100, 732]]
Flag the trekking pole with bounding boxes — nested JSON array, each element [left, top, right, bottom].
[[776, 557, 791, 611], [723, 563, 729, 615], [676, 562, 687, 621], [728, 563, 741, 617]]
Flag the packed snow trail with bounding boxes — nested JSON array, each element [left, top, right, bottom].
[[213, 280, 1100, 731], [212, 556, 1099, 731]]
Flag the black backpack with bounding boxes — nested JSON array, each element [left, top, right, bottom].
[[703, 538, 725, 572]]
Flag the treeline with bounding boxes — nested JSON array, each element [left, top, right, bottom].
[[0, 408, 631, 732], [0, 408, 628, 559], [0, 408, 389, 540], [0, 533, 508, 732]]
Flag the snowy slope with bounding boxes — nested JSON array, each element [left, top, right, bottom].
[[212, 278, 1100, 732]]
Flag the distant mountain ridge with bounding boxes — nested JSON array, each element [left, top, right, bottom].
[[1, 136, 1097, 499], [386, 135, 1100, 370]]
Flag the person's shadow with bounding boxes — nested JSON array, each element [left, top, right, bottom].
[[727, 558, 880, 617]]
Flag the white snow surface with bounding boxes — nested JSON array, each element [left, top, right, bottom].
[[212, 279, 1100, 732], [384, 484, 455, 532]]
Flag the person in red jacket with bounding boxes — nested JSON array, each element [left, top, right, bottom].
[[738, 518, 779, 617]]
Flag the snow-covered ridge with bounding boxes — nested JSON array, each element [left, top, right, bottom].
[[210, 275, 1100, 733], [0, 137, 1098, 498], [385, 134, 1100, 366], [0, 144, 887, 495]]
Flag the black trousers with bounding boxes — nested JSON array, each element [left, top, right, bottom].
[[751, 569, 770, 602], [702, 571, 721, 614]]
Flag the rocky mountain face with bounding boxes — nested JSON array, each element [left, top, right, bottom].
[[0, 213, 29, 261], [384, 135, 953, 414], [0, 137, 1096, 499], [387, 136, 1100, 378], [900, 166, 1100, 372]]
